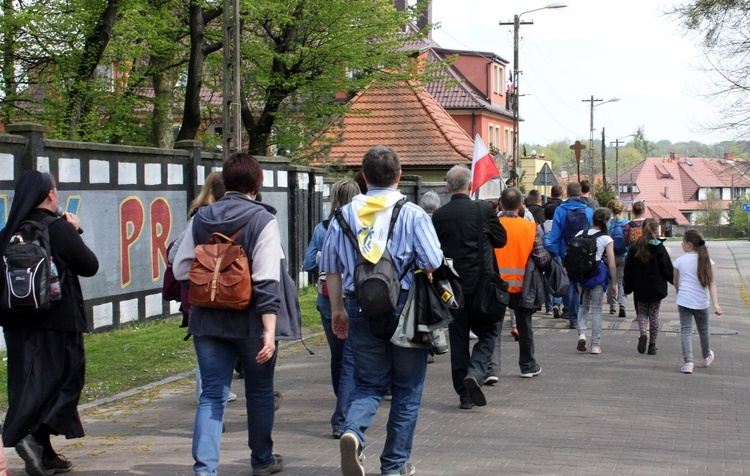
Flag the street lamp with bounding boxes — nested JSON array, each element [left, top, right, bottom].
[[500, 3, 566, 186], [611, 132, 635, 198], [582, 95, 620, 181]]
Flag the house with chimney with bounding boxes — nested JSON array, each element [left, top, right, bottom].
[[312, 1, 516, 182], [616, 153, 750, 227]]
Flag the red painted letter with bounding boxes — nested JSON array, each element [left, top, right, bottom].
[[150, 198, 172, 281], [120, 197, 145, 288]]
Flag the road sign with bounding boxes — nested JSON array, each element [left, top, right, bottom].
[[533, 163, 558, 186], [743, 203, 750, 213]]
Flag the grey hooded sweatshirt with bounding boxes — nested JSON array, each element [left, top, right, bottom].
[[173, 192, 300, 341]]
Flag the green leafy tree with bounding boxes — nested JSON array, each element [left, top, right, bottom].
[[234, 0, 439, 157], [594, 180, 615, 208], [695, 189, 725, 234], [633, 126, 656, 158], [729, 195, 750, 235]]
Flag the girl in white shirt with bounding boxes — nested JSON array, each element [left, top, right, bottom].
[[673, 230, 722, 374], [575, 208, 618, 355]]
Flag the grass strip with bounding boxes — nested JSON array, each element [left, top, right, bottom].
[[0, 286, 322, 409]]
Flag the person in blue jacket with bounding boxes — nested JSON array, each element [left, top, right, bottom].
[[544, 182, 593, 329]]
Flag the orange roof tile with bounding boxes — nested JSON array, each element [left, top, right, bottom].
[[313, 82, 474, 168]]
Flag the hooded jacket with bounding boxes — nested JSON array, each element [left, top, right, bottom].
[[623, 240, 674, 302], [173, 193, 301, 340], [546, 198, 594, 258]]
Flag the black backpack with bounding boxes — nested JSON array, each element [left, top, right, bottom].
[[1, 216, 61, 313], [334, 199, 409, 319], [563, 229, 605, 281]]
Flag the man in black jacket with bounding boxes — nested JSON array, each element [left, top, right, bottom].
[[432, 165, 507, 409]]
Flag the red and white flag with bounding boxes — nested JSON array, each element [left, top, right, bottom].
[[470, 134, 500, 196]]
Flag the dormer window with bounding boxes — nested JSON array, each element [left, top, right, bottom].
[[493, 64, 504, 95]]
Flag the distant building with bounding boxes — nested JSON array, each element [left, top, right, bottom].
[[616, 153, 750, 226]]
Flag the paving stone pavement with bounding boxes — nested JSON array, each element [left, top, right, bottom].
[[7, 241, 750, 475]]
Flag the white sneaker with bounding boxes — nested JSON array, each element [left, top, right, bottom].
[[469, 331, 478, 340], [590, 344, 602, 355], [227, 391, 237, 403], [577, 334, 587, 352], [681, 362, 694, 374], [704, 351, 715, 367], [340, 432, 365, 476]]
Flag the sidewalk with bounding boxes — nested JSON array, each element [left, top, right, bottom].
[[7, 240, 750, 475]]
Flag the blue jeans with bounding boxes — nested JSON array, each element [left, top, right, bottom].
[[320, 301, 355, 432], [565, 280, 580, 324], [678, 305, 711, 363], [579, 285, 605, 345], [192, 335, 276, 476], [343, 294, 428, 475]]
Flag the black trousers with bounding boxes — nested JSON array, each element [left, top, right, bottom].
[[506, 292, 538, 373], [448, 292, 500, 403]]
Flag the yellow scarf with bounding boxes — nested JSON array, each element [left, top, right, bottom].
[[350, 192, 404, 263]]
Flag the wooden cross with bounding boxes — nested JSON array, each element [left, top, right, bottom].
[[569, 140, 586, 183]]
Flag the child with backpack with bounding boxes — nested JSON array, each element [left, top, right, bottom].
[[542, 203, 563, 318], [569, 208, 617, 354], [673, 230, 722, 374], [607, 200, 629, 317], [623, 218, 674, 355]]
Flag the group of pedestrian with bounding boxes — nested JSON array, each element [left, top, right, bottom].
[[0, 148, 725, 476], [539, 183, 721, 374]]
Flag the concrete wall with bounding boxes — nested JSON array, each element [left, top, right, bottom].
[[0, 123, 324, 348]]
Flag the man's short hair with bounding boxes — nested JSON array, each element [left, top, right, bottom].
[[580, 179, 592, 194], [567, 182, 582, 198], [501, 187, 523, 211], [445, 165, 471, 193], [527, 189, 541, 205], [551, 185, 563, 198], [420, 191, 441, 214], [362, 146, 400, 188], [223, 153, 263, 194], [633, 201, 645, 215]]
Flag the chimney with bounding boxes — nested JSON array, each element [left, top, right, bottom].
[[665, 186, 669, 198], [416, 0, 432, 36], [724, 152, 735, 160], [395, 0, 432, 38]]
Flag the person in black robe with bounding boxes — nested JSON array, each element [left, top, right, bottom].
[[0, 170, 99, 476]]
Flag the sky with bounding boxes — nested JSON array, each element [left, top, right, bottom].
[[430, 0, 730, 146]]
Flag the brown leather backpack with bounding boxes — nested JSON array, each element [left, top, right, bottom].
[[188, 229, 252, 310]]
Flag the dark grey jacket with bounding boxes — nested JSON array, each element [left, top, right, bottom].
[[173, 193, 301, 341]]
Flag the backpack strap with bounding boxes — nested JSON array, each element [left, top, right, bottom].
[[333, 199, 413, 281]]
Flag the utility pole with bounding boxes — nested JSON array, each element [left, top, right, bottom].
[[601, 127, 606, 185], [222, 0, 242, 160]]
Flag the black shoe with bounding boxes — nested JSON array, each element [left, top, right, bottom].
[[637, 335, 647, 354], [609, 308, 616, 315], [15, 435, 46, 476], [648, 344, 657, 355], [43, 453, 73, 474], [569, 320, 577, 329], [463, 376, 487, 407], [619, 307, 627, 318], [459, 401, 474, 410]]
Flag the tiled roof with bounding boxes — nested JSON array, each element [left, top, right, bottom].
[[312, 82, 474, 168], [648, 204, 690, 225], [616, 156, 750, 223], [425, 50, 512, 118]]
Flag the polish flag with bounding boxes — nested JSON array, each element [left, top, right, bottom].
[[470, 134, 500, 196]]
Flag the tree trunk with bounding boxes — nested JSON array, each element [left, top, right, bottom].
[[65, 0, 120, 138], [175, 2, 206, 142], [150, 55, 176, 148]]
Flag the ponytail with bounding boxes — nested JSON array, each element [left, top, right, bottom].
[[684, 230, 712, 287], [633, 218, 659, 263]]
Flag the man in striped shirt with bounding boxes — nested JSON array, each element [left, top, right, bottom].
[[321, 145, 443, 476]]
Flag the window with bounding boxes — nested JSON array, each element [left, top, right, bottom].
[[488, 124, 501, 153], [504, 127, 513, 156], [493, 64, 504, 95]]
